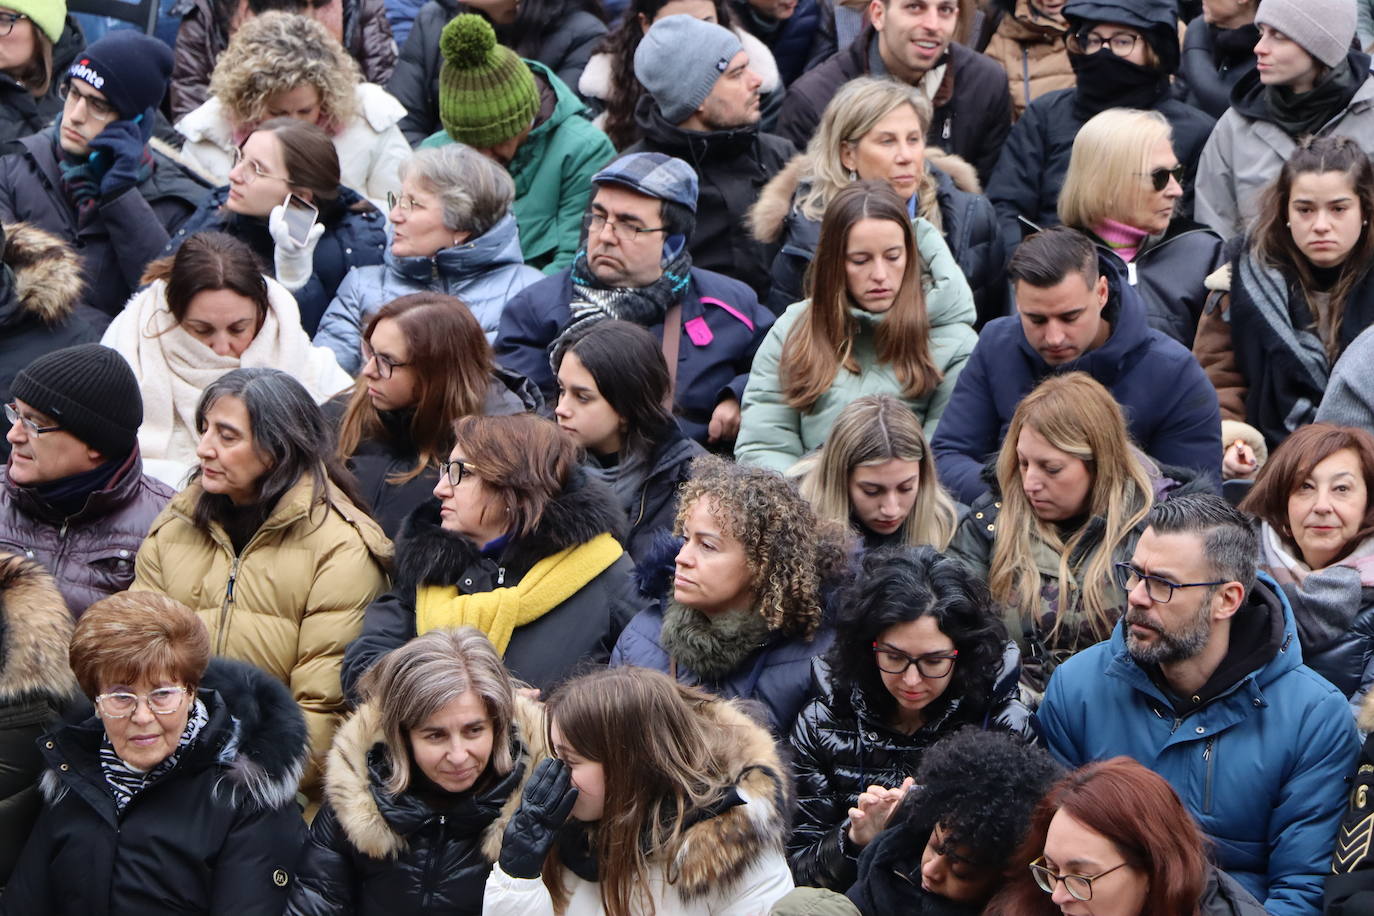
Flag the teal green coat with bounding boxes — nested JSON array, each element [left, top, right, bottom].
[[420, 60, 615, 273], [735, 218, 977, 474]]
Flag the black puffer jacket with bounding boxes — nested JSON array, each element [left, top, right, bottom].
[[785, 650, 1035, 891], [583, 430, 705, 564], [624, 96, 796, 299], [1176, 17, 1259, 120], [1090, 219, 1225, 345], [285, 695, 544, 916], [341, 467, 643, 696], [0, 17, 83, 156], [2, 658, 309, 916]]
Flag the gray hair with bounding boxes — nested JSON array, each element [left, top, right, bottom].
[[357, 627, 518, 795], [1145, 493, 1257, 596], [401, 144, 515, 238]]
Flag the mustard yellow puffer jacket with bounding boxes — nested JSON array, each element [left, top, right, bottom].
[[131, 476, 392, 801]]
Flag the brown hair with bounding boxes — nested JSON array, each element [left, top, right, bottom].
[[782, 181, 941, 411], [71, 592, 212, 699], [251, 116, 342, 208], [1239, 422, 1374, 558], [337, 293, 497, 483], [141, 232, 271, 334], [985, 757, 1207, 916], [8, 26, 53, 95], [451, 414, 579, 539]]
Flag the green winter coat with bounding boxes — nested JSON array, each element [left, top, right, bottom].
[[734, 218, 977, 474], [419, 60, 615, 274]]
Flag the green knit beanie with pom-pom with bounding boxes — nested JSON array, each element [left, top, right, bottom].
[[438, 14, 540, 149]]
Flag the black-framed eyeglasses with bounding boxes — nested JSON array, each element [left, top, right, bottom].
[[386, 191, 427, 213], [59, 81, 117, 122], [0, 12, 27, 36], [95, 686, 189, 719], [872, 643, 958, 678], [583, 212, 668, 243], [1114, 562, 1226, 604], [4, 403, 61, 437], [1068, 30, 1140, 57], [1142, 164, 1185, 192], [1030, 856, 1129, 902], [439, 457, 484, 487], [360, 341, 411, 379], [229, 146, 290, 184]]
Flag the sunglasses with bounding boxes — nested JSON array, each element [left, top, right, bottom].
[[1147, 165, 1185, 192]]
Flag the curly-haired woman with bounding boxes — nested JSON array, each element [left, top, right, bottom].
[[787, 547, 1036, 891], [611, 454, 855, 734], [175, 12, 409, 210]]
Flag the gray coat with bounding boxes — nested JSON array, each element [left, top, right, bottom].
[[313, 213, 543, 374], [1317, 322, 1374, 430]]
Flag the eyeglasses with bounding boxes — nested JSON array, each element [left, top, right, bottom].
[[95, 686, 189, 718], [5, 402, 61, 437], [1030, 857, 1128, 901], [0, 12, 27, 36], [59, 81, 117, 122], [1068, 30, 1140, 57], [386, 191, 428, 213], [872, 643, 958, 678], [583, 212, 668, 243], [439, 457, 485, 487], [1114, 562, 1226, 604], [1143, 164, 1186, 192], [229, 146, 290, 184], [360, 341, 411, 379]]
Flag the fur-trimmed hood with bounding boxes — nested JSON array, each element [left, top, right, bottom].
[[395, 465, 629, 592], [0, 553, 79, 703], [324, 694, 547, 861], [0, 222, 86, 326], [1360, 691, 1374, 733]]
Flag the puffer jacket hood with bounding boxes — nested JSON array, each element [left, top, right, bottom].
[[1064, 0, 1181, 72], [386, 212, 528, 286]]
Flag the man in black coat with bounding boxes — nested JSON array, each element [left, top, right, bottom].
[[776, 0, 1012, 185], [624, 14, 796, 299]]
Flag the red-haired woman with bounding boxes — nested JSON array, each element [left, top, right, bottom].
[[985, 756, 1265, 916]]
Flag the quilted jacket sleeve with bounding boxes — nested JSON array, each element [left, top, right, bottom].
[[785, 700, 858, 891]]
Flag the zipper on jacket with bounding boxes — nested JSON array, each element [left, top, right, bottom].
[[418, 815, 446, 908], [217, 557, 240, 655], [497, 567, 506, 585], [1202, 737, 1216, 814], [1021, 48, 1031, 106]]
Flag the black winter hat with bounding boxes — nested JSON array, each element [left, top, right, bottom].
[[67, 31, 174, 119], [1064, 0, 1181, 74], [12, 344, 142, 458]]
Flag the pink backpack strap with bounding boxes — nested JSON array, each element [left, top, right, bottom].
[[698, 296, 756, 331]]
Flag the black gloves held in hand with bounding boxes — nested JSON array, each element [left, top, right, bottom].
[[499, 757, 579, 880]]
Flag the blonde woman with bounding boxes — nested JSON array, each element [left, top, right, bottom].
[[748, 76, 1005, 324], [797, 394, 958, 550], [1057, 108, 1223, 345], [947, 372, 1207, 697], [174, 11, 409, 209]]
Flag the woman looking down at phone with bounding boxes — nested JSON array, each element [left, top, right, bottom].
[[166, 118, 387, 336], [484, 666, 795, 915]]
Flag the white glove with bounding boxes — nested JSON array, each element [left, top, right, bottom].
[[269, 204, 325, 291]]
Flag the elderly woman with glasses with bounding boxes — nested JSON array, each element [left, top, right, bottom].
[[3, 591, 311, 914], [314, 143, 542, 375], [786, 546, 1034, 892], [342, 413, 642, 698]]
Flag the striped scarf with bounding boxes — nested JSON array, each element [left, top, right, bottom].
[[100, 697, 209, 813]]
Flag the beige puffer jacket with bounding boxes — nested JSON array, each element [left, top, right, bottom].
[[982, 0, 1075, 120]]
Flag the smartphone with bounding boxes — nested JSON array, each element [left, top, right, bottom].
[[282, 193, 319, 245]]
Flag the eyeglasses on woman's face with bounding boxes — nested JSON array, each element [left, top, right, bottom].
[[360, 340, 411, 379], [230, 146, 290, 184], [1068, 29, 1140, 57], [872, 643, 958, 678], [0, 11, 28, 36], [59, 81, 117, 122], [439, 457, 485, 488], [1030, 856, 1128, 901], [95, 686, 189, 718], [1142, 164, 1185, 192]]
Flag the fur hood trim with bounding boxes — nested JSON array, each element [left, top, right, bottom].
[[579, 27, 781, 102], [670, 697, 790, 900], [3, 222, 85, 325], [1360, 691, 1374, 733], [0, 554, 78, 702], [928, 149, 979, 194], [324, 694, 547, 860]]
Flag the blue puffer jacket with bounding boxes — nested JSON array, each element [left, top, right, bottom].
[[494, 265, 774, 445], [165, 185, 388, 336], [1037, 574, 1360, 916], [314, 213, 543, 374], [930, 252, 1222, 504]]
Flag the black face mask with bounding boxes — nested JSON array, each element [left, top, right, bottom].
[[1070, 49, 1169, 118]]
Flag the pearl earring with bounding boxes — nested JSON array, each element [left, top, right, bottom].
[[848, 169, 858, 182]]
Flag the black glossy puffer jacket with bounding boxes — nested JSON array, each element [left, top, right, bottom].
[[785, 648, 1036, 891], [1091, 219, 1224, 346]]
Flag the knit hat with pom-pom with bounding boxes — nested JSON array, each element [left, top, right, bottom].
[[438, 14, 540, 149]]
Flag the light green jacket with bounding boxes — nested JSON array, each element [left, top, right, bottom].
[[735, 218, 976, 474]]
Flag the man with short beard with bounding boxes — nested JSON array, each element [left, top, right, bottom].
[[1037, 493, 1358, 916]]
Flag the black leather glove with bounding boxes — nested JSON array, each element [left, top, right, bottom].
[[499, 757, 579, 880]]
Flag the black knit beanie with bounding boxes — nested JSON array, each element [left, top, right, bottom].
[[12, 345, 142, 458], [68, 31, 174, 119]]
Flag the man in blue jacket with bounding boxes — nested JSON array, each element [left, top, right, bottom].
[[931, 226, 1221, 504], [1038, 493, 1359, 916], [495, 152, 773, 447]]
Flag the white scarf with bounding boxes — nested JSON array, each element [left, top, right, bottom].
[[101, 277, 353, 468]]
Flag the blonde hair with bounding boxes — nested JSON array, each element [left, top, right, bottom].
[[210, 11, 360, 131], [799, 395, 957, 549], [989, 373, 1155, 641], [795, 77, 943, 232], [1058, 108, 1173, 230]]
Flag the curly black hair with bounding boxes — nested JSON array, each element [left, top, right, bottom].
[[897, 727, 1062, 869], [827, 546, 1008, 724]]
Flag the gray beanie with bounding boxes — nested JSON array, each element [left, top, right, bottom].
[[1255, 0, 1357, 69], [634, 15, 744, 124]]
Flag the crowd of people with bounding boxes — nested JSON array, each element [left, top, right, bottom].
[[0, 0, 1373, 913]]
